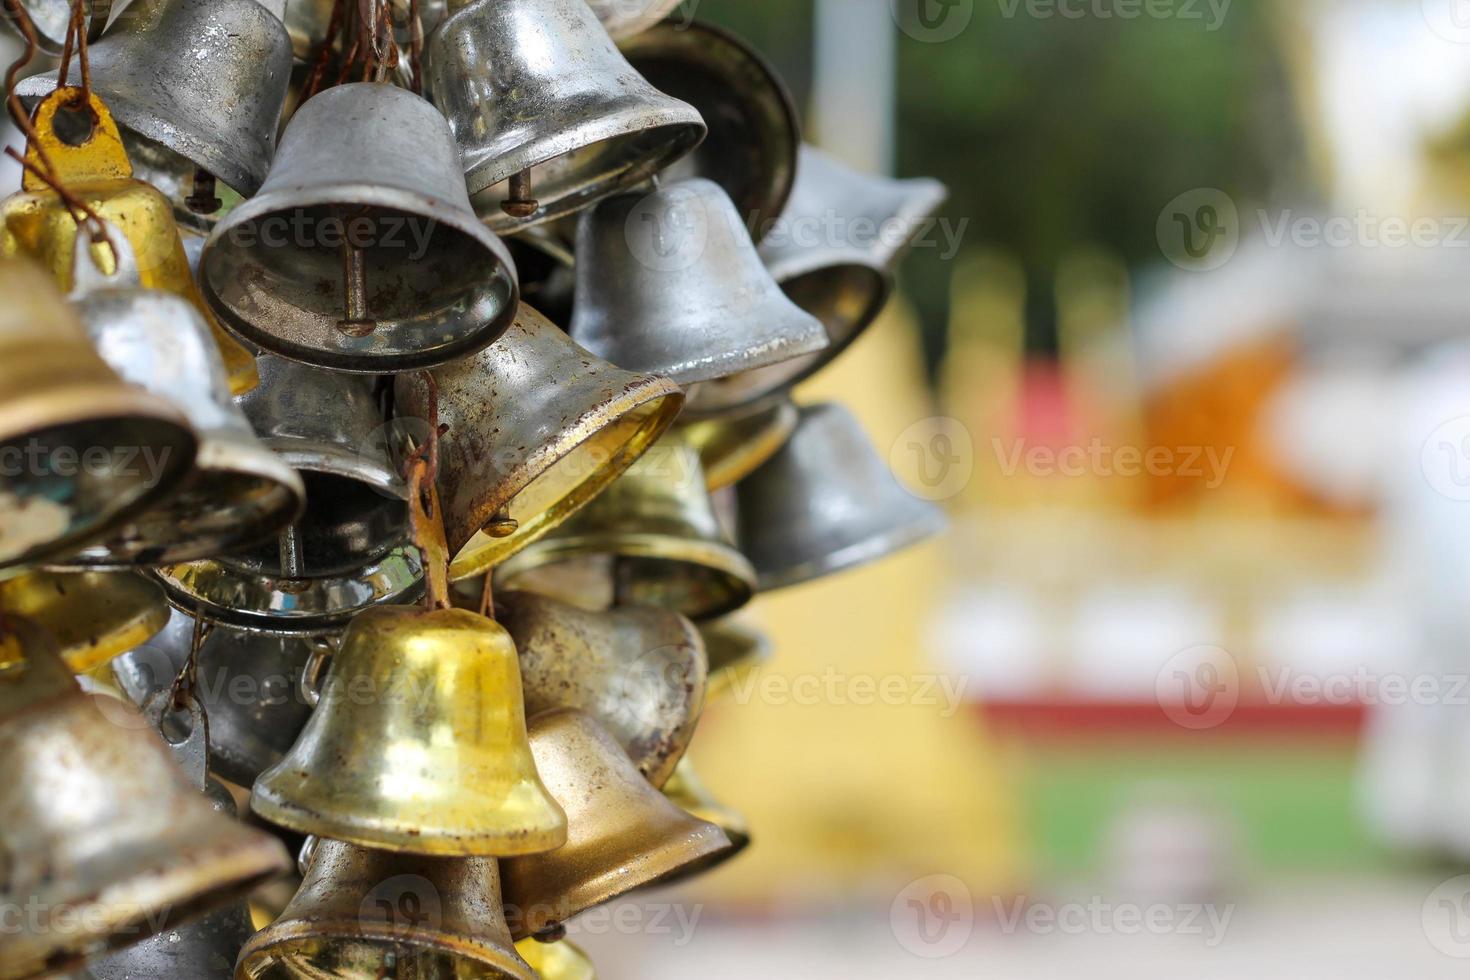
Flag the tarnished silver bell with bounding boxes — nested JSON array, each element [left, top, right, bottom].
[[394, 303, 684, 582], [110, 610, 316, 788], [736, 403, 947, 591], [622, 19, 800, 242], [569, 178, 828, 410], [497, 589, 707, 788], [201, 82, 519, 374], [15, 0, 293, 233], [284, 0, 447, 61], [497, 433, 757, 621], [152, 355, 423, 635], [425, 0, 706, 232], [589, 0, 683, 39], [57, 227, 304, 567], [2, 0, 109, 59], [686, 146, 951, 413]]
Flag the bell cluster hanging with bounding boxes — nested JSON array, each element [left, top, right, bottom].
[[0, 1, 949, 977]]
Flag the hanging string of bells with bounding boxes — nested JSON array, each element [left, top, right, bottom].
[[0, 0, 952, 976]]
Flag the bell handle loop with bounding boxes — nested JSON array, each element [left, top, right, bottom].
[[143, 689, 211, 792], [23, 87, 134, 188], [299, 637, 337, 709], [68, 217, 138, 295], [296, 835, 320, 878], [408, 456, 451, 611]]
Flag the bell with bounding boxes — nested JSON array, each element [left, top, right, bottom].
[[500, 710, 734, 939], [699, 614, 774, 701], [497, 433, 756, 622], [621, 19, 800, 241], [589, 0, 682, 40], [237, 838, 534, 979], [678, 397, 800, 492], [569, 178, 829, 412], [284, 0, 447, 63], [110, 611, 315, 787], [0, 621, 289, 980], [0, 257, 196, 571], [515, 938, 596, 980], [58, 226, 304, 566], [0, 569, 168, 674], [661, 756, 751, 862], [0, 87, 260, 395], [252, 605, 568, 856], [394, 303, 684, 582], [496, 589, 706, 789], [697, 146, 950, 410], [202, 82, 519, 374], [0, 0, 106, 54], [425, 0, 706, 232], [151, 355, 423, 635], [15, 0, 293, 234], [736, 403, 947, 591]]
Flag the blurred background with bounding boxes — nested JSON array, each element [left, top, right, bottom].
[[581, 0, 1470, 975]]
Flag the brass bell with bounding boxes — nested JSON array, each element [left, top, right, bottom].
[[110, 611, 315, 788], [621, 19, 800, 241], [500, 710, 734, 939], [497, 432, 756, 621], [0, 257, 196, 571], [736, 403, 947, 590], [152, 355, 423, 635], [394, 303, 684, 582], [661, 756, 751, 863], [0, 569, 168, 674], [516, 937, 596, 980], [16, 0, 293, 233], [0, 621, 289, 980], [425, 0, 706, 231], [699, 614, 774, 701], [202, 82, 520, 374], [497, 589, 707, 788], [678, 397, 800, 492], [0, 87, 260, 394], [252, 605, 568, 856], [569, 178, 829, 412], [60, 226, 304, 566], [237, 838, 535, 979]]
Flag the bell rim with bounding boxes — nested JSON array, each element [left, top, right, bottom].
[[496, 533, 757, 622], [679, 397, 800, 491], [236, 924, 537, 980], [595, 0, 684, 39], [749, 503, 950, 594], [441, 377, 686, 582], [0, 0, 74, 53], [148, 544, 425, 636], [1, 569, 170, 674], [201, 185, 521, 375]]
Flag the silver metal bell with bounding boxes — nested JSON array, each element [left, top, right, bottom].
[[622, 19, 800, 242], [735, 402, 947, 591], [60, 227, 304, 567], [569, 177, 828, 411], [2, 0, 109, 58], [16, 0, 293, 232], [426, 0, 706, 232], [110, 610, 316, 787], [201, 82, 519, 374], [394, 303, 684, 582], [588, 0, 683, 40], [152, 355, 423, 635]]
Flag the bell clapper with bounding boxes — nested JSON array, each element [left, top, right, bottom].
[[501, 168, 539, 218], [185, 168, 222, 215], [279, 524, 306, 579], [483, 507, 518, 538], [338, 235, 377, 338], [533, 922, 568, 944]]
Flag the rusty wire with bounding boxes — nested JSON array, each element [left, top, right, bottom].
[[168, 616, 213, 711]]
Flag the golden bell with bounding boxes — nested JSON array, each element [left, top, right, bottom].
[[699, 614, 774, 701], [515, 938, 596, 980], [497, 433, 756, 622], [0, 257, 196, 571], [237, 837, 535, 980], [252, 605, 567, 856], [0, 621, 289, 980], [678, 397, 800, 492], [497, 590, 707, 789], [0, 569, 168, 674], [500, 710, 734, 939], [662, 756, 752, 858], [0, 88, 260, 395], [394, 303, 683, 582]]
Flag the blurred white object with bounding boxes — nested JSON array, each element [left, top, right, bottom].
[[1104, 789, 1236, 906], [1069, 586, 1222, 700], [929, 586, 1047, 699]]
